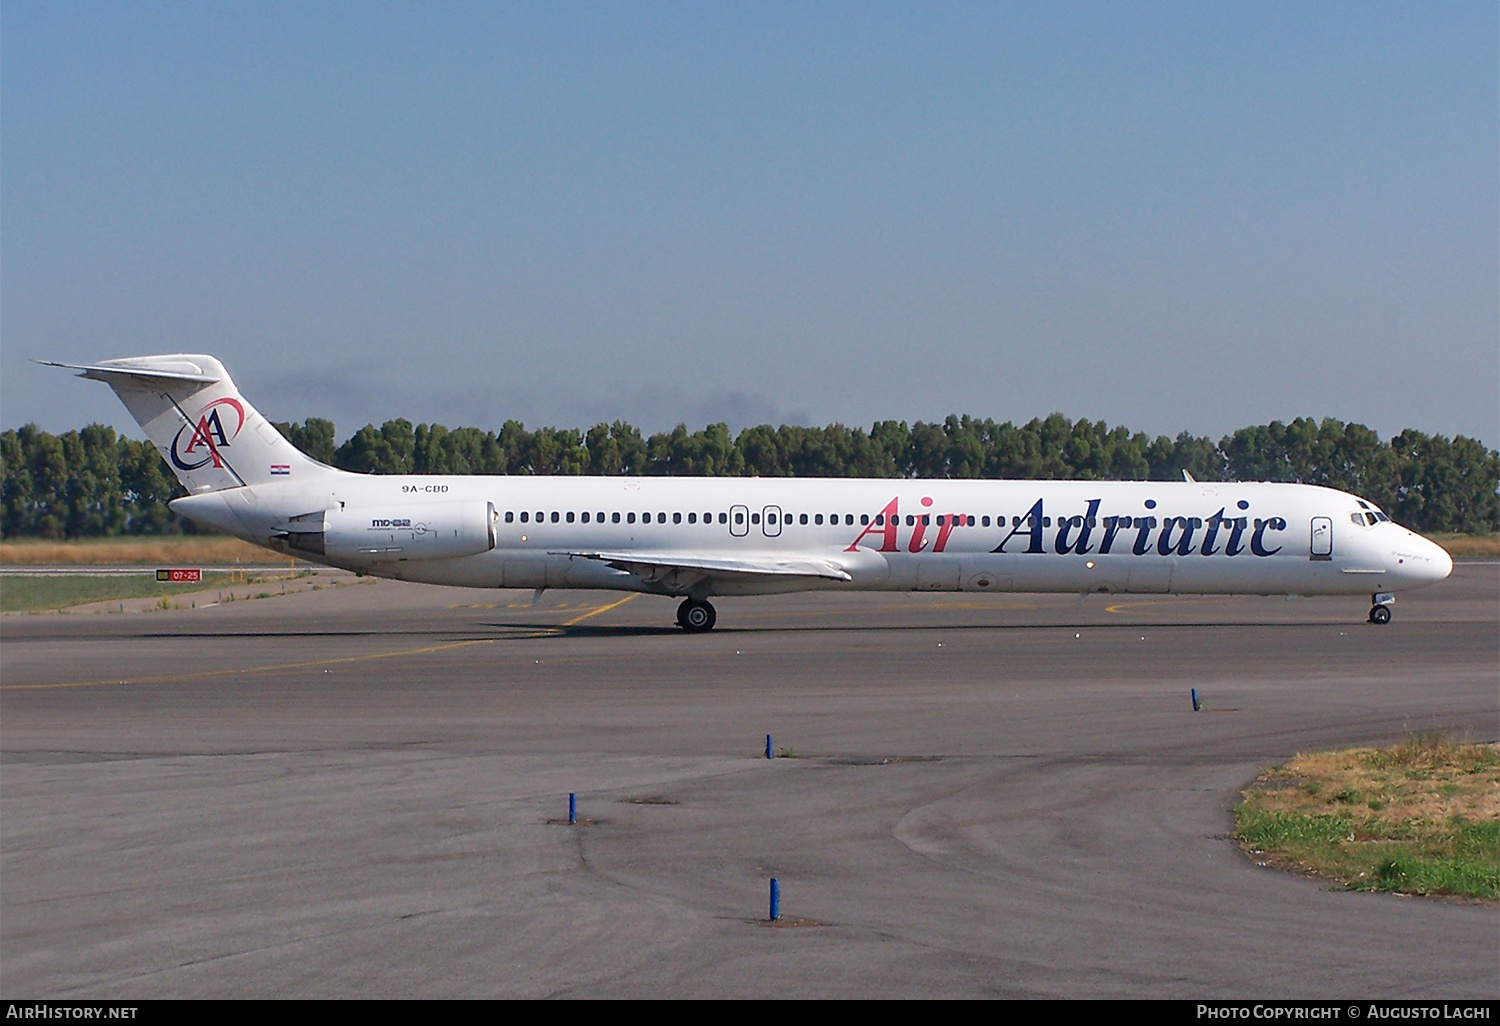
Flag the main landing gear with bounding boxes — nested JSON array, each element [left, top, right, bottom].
[[676, 598, 717, 633], [1368, 591, 1395, 625]]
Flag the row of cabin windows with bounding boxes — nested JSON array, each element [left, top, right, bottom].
[[500, 510, 987, 527], [499, 511, 1225, 529], [503, 510, 742, 525]]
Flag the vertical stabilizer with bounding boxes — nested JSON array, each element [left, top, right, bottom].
[[40, 354, 334, 493]]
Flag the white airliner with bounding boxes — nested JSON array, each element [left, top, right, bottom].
[[47, 354, 1452, 630]]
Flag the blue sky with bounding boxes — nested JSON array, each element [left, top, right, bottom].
[[4, 2, 1496, 446]]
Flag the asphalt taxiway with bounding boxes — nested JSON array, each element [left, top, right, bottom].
[[2, 565, 1496, 997]]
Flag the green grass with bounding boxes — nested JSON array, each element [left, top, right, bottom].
[[1, 572, 244, 612], [1236, 736, 1500, 900]]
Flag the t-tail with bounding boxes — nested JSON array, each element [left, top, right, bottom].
[[38, 354, 335, 493]]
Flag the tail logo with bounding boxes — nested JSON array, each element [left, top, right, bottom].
[[170, 397, 245, 471]]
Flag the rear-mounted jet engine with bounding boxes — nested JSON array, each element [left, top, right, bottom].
[[277, 500, 497, 562]]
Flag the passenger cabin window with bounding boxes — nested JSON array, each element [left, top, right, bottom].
[[627, 512, 636, 524], [505, 511, 515, 523], [566, 511, 575, 523], [612, 512, 621, 523]]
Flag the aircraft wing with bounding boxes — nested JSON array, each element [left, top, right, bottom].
[[556, 550, 853, 586]]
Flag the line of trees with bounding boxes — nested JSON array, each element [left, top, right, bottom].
[[3, 414, 1496, 539]]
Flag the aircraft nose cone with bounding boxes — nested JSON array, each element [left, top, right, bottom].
[[1429, 540, 1454, 582], [1397, 533, 1452, 586]]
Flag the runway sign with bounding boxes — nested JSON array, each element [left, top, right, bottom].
[[156, 568, 203, 583]]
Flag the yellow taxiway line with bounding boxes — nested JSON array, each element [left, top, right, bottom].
[[2, 594, 642, 691]]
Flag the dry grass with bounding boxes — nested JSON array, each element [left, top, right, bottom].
[[0, 536, 277, 565], [1236, 736, 1500, 900], [1431, 533, 1500, 557], [1247, 738, 1500, 824]]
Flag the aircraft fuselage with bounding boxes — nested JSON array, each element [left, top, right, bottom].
[[174, 473, 1451, 600], [48, 353, 1452, 630]]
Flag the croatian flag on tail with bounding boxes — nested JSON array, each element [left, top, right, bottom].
[[270, 464, 290, 476]]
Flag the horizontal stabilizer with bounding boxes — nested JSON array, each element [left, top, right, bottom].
[[35, 357, 222, 386]]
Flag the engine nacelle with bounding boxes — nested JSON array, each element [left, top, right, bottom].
[[281, 500, 497, 562]]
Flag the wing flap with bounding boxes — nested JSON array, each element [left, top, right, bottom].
[[557, 550, 852, 583]]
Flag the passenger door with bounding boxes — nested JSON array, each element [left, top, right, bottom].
[[1310, 516, 1333, 561]]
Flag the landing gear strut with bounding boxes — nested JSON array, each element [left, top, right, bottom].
[[676, 598, 717, 633], [1369, 591, 1394, 625]]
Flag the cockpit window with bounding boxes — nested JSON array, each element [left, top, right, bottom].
[[1351, 499, 1391, 525]]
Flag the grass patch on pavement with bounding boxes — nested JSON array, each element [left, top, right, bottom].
[[1236, 735, 1500, 901]]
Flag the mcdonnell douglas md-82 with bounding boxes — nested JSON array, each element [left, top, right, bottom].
[[47, 354, 1452, 631]]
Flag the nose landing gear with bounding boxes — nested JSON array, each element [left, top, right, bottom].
[[676, 598, 717, 633], [1368, 591, 1395, 625]]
